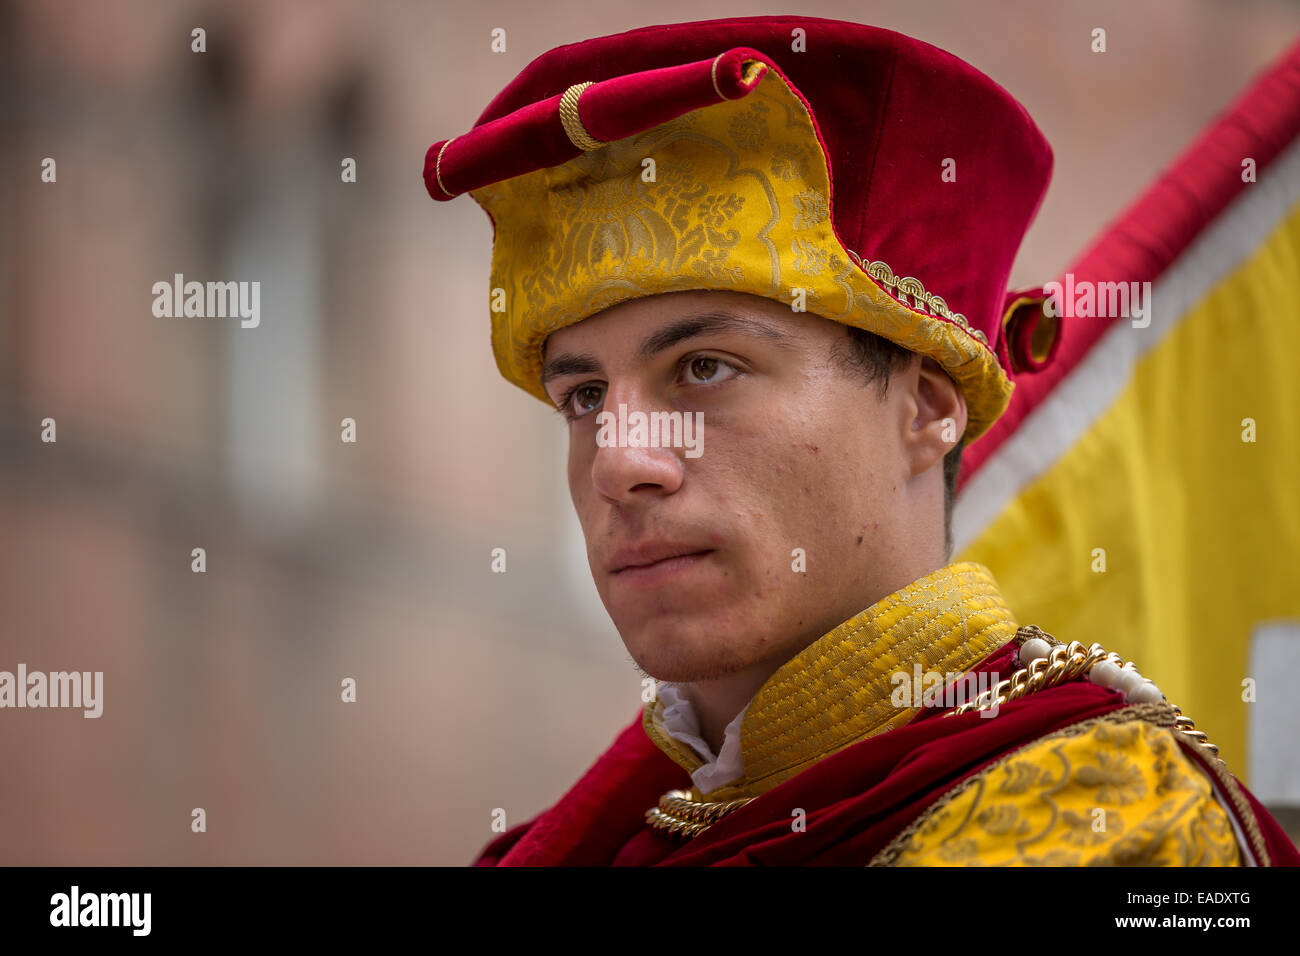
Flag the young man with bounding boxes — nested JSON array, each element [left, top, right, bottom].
[[424, 15, 1299, 865]]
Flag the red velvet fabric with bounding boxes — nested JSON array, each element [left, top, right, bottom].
[[424, 46, 773, 200], [475, 642, 1299, 865], [424, 93, 571, 200], [424, 15, 1055, 395], [1002, 288, 1059, 374], [473, 642, 1294, 866]]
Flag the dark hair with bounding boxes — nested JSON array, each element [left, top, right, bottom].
[[829, 325, 964, 562]]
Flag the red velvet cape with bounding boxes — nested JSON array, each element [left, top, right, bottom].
[[474, 643, 1300, 866]]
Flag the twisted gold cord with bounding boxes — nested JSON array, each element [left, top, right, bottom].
[[558, 82, 603, 151], [646, 624, 1224, 841], [946, 625, 1223, 765], [645, 789, 755, 840]]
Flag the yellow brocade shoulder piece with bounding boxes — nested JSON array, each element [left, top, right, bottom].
[[880, 715, 1243, 866], [643, 562, 1020, 800]]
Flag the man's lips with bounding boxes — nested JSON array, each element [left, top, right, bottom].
[[608, 543, 716, 574]]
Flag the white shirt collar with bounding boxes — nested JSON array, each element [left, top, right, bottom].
[[656, 682, 747, 793]]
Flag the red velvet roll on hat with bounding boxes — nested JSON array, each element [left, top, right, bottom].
[[423, 14, 1056, 444]]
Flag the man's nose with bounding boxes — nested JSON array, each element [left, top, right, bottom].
[[589, 388, 685, 503]]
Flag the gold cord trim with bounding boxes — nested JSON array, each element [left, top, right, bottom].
[[945, 624, 1223, 767], [559, 82, 603, 151], [434, 136, 457, 198], [876, 625, 1266, 866], [847, 250, 989, 348], [648, 689, 1230, 854], [710, 53, 768, 101], [868, 701, 1183, 866], [709, 53, 725, 100], [1184, 733, 1271, 866]]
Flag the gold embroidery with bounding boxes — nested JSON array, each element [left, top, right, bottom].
[[642, 562, 1018, 811], [872, 703, 1172, 865], [791, 190, 827, 230], [1188, 739, 1272, 867], [471, 69, 1014, 443], [728, 99, 770, 151], [850, 254, 989, 347], [871, 707, 1243, 867], [559, 82, 603, 151], [791, 236, 828, 275]]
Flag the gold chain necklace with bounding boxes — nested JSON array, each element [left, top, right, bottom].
[[645, 624, 1221, 841]]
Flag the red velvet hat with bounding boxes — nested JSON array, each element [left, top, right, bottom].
[[423, 15, 1057, 443]]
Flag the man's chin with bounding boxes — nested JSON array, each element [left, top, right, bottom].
[[618, 624, 757, 685], [630, 654, 755, 685]]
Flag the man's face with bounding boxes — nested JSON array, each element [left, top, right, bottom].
[[541, 290, 929, 684]]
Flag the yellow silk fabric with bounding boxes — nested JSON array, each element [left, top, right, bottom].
[[960, 199, 1300, 781], [470, 69, 1012, 443], [888, 716, 1242, 866]]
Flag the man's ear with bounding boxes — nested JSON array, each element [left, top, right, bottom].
[[900, 355, 967, 477]]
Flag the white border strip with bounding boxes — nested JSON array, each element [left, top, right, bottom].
[[954, 134, 1300, 555]]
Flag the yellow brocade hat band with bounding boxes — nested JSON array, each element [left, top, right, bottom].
[[424, 18, 1056, 445]]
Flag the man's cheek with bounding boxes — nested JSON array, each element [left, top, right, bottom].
[[567, 477, 598, 526], [566, 442, 593, 491]]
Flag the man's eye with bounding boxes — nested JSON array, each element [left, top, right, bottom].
[[565, 383, 604, 418], [681, 355, 738, 385]]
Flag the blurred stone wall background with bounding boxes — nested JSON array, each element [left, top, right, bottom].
[[2, 0, 1297, 863]]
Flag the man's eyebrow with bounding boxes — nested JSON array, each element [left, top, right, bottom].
[[540, 309, 794, 387], [540, 353, 603, 387], [636, 310, 794, 360]]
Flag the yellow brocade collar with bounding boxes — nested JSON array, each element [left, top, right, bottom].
[[642, 562, 1020, 801]]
